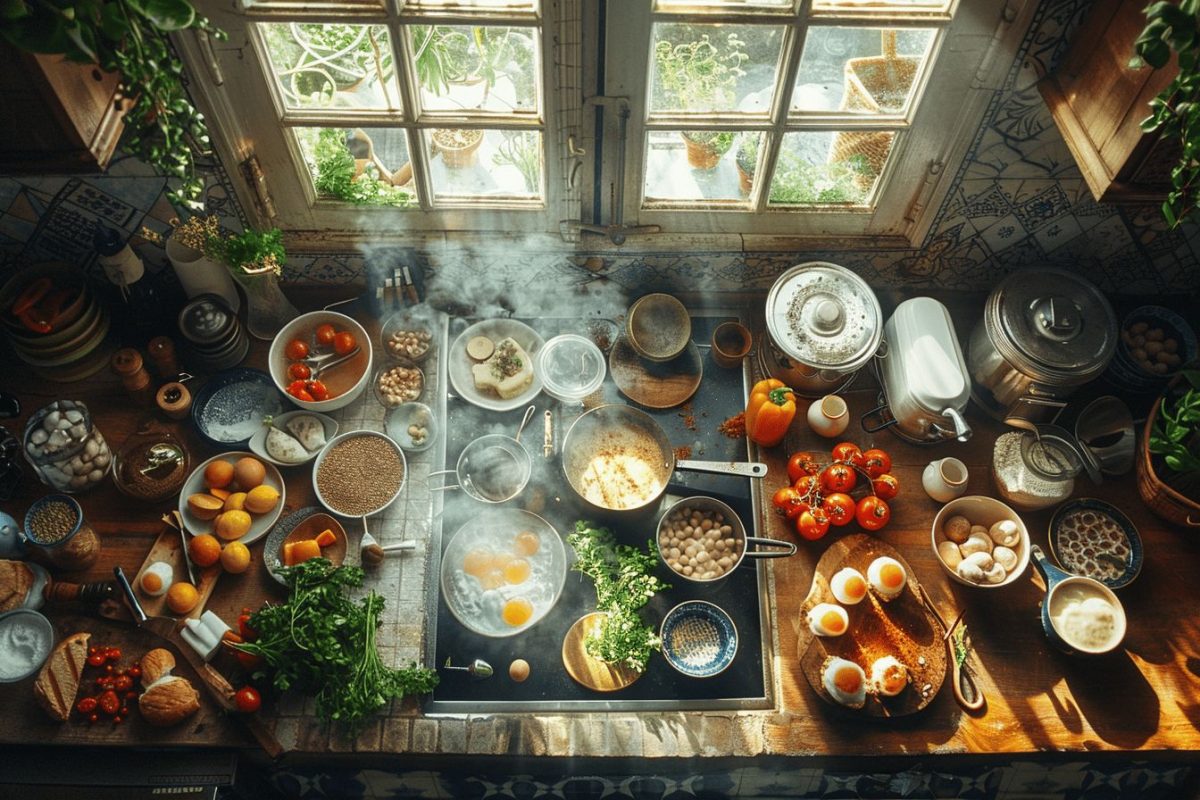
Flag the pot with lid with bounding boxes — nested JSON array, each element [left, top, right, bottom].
[[763, 262, 883, 397], [968, 269, 1117, 424]]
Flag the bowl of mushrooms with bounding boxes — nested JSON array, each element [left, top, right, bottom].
[[932, 495, 1030, 589]]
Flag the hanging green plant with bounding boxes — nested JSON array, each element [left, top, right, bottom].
[[0, 0, 223, 210]]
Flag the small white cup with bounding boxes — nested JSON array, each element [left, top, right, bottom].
[[807, 394, 850, 438], [922, 457, 969, 503]]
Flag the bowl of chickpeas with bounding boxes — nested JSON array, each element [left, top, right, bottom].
[[656, 496, 796, 587], [1109, 306, 1197, 392], [380, 311, 434, 363]]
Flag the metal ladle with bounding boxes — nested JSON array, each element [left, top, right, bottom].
[[301, 346, 362, 380], [360, 528, 415, 566], [442, 656, 493, 680]]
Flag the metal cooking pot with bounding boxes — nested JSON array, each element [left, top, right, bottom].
[[968, 269, 1117, 423], [561, 405, 767, 520], [433, 406, 535, 504]]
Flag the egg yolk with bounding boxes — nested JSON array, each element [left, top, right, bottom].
[[881, 563, 905, 589], [834, 666, 862, 695], [820, 610, 846, 634], [842, 575, 867, 599], [501, 597, 534, 626], [503, 558, 531, 585], [462, 549, 492, 577], [514, 530, 540, 556], [478, 570, 505, 591], [880, 665, 907, 693], [141, 573, 162, 593]]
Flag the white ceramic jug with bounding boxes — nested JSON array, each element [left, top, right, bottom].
[[922, 457, 969, 503], [807, 395, 850, 438]]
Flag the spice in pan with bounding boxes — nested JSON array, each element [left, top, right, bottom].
[[718, 412, 746, 439], [674, 446, 692, 461], [317, 436, 405, 516]]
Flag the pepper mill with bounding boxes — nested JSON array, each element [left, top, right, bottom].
[[146, 336, 180, 378], [111, 348, 154, 406], [156, 382, 192, 420]]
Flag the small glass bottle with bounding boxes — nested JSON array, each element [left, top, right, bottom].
[[95, 225, 172, 343]]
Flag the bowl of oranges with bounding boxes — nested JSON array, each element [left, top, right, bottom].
[[178, 453, 285, 544]]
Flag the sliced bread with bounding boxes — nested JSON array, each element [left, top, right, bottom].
[[33, 631, 90, 721]]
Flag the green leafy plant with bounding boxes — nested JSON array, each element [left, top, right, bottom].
[[492, 131, 540, 192], [411, 24, 534, 108], [1149, 369, 1200, 497], [206, 226, 286, 278], [653, 32, 748, 111], [1132, 1, 1200, 227], [0, 0, 223, 210], [568, 521, 670, 674], [736, 133, 760, 179], [310, 128, 414, 207], [264, 23, 395, 106], [235, 559, 438, 735], [769, 151, 873, 205]]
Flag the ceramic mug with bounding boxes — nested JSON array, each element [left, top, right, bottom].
[[807, 395, 850, 438], [1031, 545, 1126, 656], [711, 322, 752, 368], [922, 457, 969, 503]]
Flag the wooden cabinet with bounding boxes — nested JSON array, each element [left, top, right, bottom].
[[0, 43, 128, 174], [1038, 0, 1178, 204]]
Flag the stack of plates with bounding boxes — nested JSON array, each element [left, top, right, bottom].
[[178, 294, 248, 372], [0, 264, 112, 382]]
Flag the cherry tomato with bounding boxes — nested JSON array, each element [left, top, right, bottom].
[[771, 486, 809, 521], [127, 664, 141, 679], [856, 495, 892, 531], [98, 690, 120, 716], [76, 697, 97, 715], [119, 706, 129, 717], [786, 451, 822, 483], [831, 442, 864, 468], [796, 509, 831, 541], [235, 686, 263, 713], [105, 647, 121, 660], [305, 380, 329, 401], [862, 448, 892, 479], [235, 649, 263, 670], [87, 652, 107, 668], [821, 492, 856, 527], [820, 463, 857, 494], [284, 339, 309, 360], [315, 323, 336, 346], [288, 362, 312, 381], [295, 389, 315, 402], [793, 474, 818, 498], [238, 611, 257, 642], [333, 330, 357, 356], [113, 675, 133, 692], [112, 716, 122, 725], [871, 473, 900, 501], [88, 714, 99, 724]]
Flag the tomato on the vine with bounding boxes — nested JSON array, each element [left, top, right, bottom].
[[862, 448, 892, 479], [772, 486, 809, 521], [793, 474, 818, 497], [871, 473, 900, 501], [820, 463, 858, 494], [315, 323, 336, 346], [333, 331, 357, 356], [831, 442, 864, 468], [786, 452, 822, 483], [796, 509, 831, 541], [284, 339, 309, 360], [856, 496, 892, 531], [235, 686, 262, 714], [821, 492, 856, 527]]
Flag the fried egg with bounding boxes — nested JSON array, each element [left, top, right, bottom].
[[869, 655, 909, 697], [808, 602, 849, 637], [140, 561, 173, 597], [829, 567, 868, 605], [867, 556, 907, 601], [821, 657, 867, 708]]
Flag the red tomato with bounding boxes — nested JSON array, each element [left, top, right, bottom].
[[235, 649, 263, 670], [821, 492, 856, 527], [772, 486, 809, 520], [98, 690, 120, 716], [792, 474, 818, 497], [333, 331, 357, 356], [796, 509, 831, 541], [288, 362, 311, 381], [871, 473, 900, 501], [831, 442, 864, 468], [305, 380, 330, 401], [862, 448, 892, 479], [786, 452, 822, 483], [113, 674, 133, 692], [235, 686, 262, 714], [87, 652, 106, 668], [820, 463, 857, 494], [856, 496, 892, 531], [76, 697, 97, 715], [315, 323, 336, 346], [284, 339, 309, 360]]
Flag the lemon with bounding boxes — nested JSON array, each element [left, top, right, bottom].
[[220, 541, 251, 574], [216, 510, 252, 540], [223, 492, 247, 512], [244, 485, 280, 515]]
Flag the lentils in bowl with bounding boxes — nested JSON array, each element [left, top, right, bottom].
[[313, 432, 406, 517]]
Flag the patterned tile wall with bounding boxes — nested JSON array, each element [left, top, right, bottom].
[[1, 0, 1198, 301]]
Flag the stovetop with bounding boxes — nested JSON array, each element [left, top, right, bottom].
[[423, 313, 774, 713]]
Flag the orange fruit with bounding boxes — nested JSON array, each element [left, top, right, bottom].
[[186, 493, 223, 520], [189, 533, 222, 567], [220, 541, 251, 574], [204, 460, 234, 489], [223, 492, 247, 512], [216, 510, 252, 540], [208, 487, 231, 502], [166, 582, 199, 615], [244, 485, 280, 514], [233, 457, 266, 490], [290, 538, 321, 564], [315, 529, 337, 548]]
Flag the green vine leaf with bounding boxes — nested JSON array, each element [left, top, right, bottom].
[[125, 0, 194, 31]]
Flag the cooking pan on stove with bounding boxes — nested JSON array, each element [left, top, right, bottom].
[[561, 404, 767, 520]]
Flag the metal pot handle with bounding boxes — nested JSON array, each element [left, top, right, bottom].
[[860, 400, 897, 434], [676, 459, 767, 478], [742, 536, 798, 559]]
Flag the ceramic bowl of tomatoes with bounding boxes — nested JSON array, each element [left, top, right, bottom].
[[268, 311, 373, 412]]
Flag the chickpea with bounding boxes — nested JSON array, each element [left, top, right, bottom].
[[658, 504, 744, 581]]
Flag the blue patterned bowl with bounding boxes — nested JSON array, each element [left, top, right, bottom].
[[1108, 306, 1198, 393], [659, 600, 738, 678]]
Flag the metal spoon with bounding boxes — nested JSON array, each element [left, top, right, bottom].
[[442, 657, 493, 680], [301, 346, 362, 380], [359, 527, 415, 566]]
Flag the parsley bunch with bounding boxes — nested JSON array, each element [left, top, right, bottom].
[[236, 559, 438, 734], [568, 521, 671, 673]]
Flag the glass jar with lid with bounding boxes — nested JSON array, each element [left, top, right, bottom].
[[22, 400, 111, 493], [992, 428, 1083, 511]]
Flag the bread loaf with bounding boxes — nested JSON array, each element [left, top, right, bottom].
[[140, 647, 176, 685], [0, 559, 34, 613], [137, 647, 200, 726], [33, 632, 90, 721]]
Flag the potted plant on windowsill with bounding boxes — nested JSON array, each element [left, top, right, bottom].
[[432, 128, 484, 169], [1138, 369, 1200, 528], [735, 133, 759, 194], [769, 150, 873, 205], [653, 33, 747, 169], [267, 23, 396, 108]]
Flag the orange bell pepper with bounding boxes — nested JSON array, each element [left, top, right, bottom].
[[745, 378, 796, 448]]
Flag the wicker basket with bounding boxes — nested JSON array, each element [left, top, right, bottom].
[[1136, 378, 1200, 529]]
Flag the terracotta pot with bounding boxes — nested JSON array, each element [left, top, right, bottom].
[[434, 129, 483, 169], [736, 163, 753, 195], [682, 133, 722, 170]]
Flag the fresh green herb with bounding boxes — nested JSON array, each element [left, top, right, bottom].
[[206, 227, 287, 278], [568, 521, 670, 673], [1149, 369, 1200, 497], [235, 559, 438, 734], [951, 622, 970, 669], [310, 128, 415, 207]]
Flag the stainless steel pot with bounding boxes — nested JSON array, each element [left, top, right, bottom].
[[561, 404, 767, 520], [968, 269, 1117, 423]]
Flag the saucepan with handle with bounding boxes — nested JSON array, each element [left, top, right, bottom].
[[433, 405, 536, 504]]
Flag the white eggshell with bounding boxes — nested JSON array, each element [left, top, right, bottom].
[[989, 519, 1021, 548], [937, 540, 963, 569], [963, 550, 994, 571], [959, 532, 993, 557], [970, 524, 989, 538], [983, 562, 1008, 584], [943, 515, 972, 544], [956, 560, 985, 583], [993, 545, 1018, 572]]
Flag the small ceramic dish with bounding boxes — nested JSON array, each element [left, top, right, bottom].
[[660, 600, 738, 678], [380, 310, 435, 363], [1049, 498, 1143, 589], [447, 318, 545, 412], [177, 451, 286, 544], [191, 368, 286, 450], [311, 431, 407, 518], [248, 411, 339, 467], [625, 293, 692, 362], [385, 402, 436, 452], [373, 361, 425, 409], [1110, 305, 1198, 392], [0, 608, 55, 683], [931, 495, 1030, 589], [264, 511, 348, 587]]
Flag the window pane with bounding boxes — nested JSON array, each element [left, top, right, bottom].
[[650, 24, 782, 115], [295, 127, 418, 207], [242, 0, 385, 10], [260, 23, 402, 111], [426, 129, 543, 200], [403, 0, 536, 9], [812, 0, 951, 12], [790, 28, 934, 113], [642, 130, 749, 202], [767, 131, 891, 205], [654, 0, 795, 10], [410, 25, 539, 113]]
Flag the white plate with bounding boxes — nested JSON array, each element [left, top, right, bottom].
[[248, 411, 340, 467], [448, 319, 545, 412], [177, 451, 286, 544]]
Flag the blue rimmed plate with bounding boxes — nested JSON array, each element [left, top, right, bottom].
[[660, 600, 738, 678], [1049, 498, 1143, 590]]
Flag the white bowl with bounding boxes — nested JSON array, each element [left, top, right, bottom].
[[311, 431, 407, 518], [247, 410, 339, 467], [931, 495, 1030, 588], [268, 310, 373, 412]]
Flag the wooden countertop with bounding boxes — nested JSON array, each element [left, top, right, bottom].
[[2, 291, 1199, 761]]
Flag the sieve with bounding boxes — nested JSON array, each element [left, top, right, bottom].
[[434, 406, 536, 504]]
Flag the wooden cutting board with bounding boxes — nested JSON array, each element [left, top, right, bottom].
[[795, 533, 946, 716], [562, 612, 642, 692], [609, 336, 702, 409], [131, 521, 221, 620]]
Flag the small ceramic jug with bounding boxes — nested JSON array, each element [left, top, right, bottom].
[[807, 395, 850, 438], [922, 457, 969, 503]]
